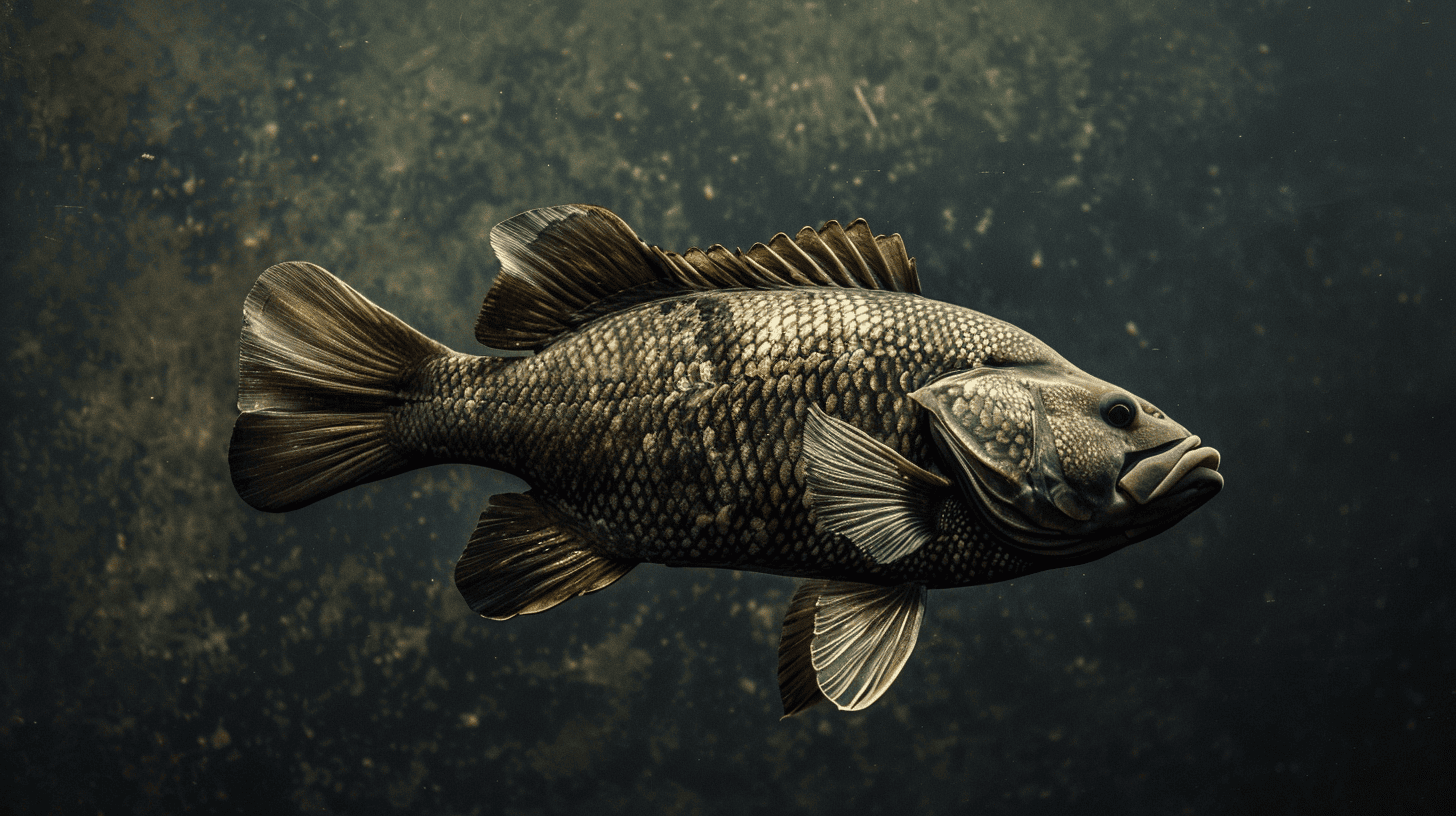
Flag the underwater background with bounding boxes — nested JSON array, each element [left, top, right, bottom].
[[2, 0, 1451, 812]]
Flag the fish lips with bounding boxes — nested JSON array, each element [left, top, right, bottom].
[[1118, 435, 1223, 505], [1111, 435, 1223, 541]]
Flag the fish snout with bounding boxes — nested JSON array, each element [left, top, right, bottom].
[[1117, 435, 1223, 506]]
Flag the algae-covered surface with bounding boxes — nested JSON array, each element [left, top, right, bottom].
[[2, 0, 1452, 812]]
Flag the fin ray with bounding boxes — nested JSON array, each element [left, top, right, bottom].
[[475, 205, 921, 351], [802, 405, 950, 563], [229, 262, 448, 512], [777, 580, 927, 714], [810, 581, 926, 711], [778, 581, 832, 717], [454, 493, 636, 619]]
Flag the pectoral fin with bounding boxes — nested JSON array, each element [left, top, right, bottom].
[[454, 493, 636, 619], [801, 405, 950, 564], [777, 580, 928, 716]]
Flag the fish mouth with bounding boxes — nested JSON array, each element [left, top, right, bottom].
[[1117, 435, 1223, 506], [953, 431, 1223, 560], [1107, 436, 1223, 543]]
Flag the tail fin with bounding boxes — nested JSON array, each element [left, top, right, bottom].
[[228, 261, 450, 512]]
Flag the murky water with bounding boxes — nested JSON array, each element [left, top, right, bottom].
[[3, 0, 1451, 812]]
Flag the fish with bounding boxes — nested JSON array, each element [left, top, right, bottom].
[[229, 204, 1223, 716]]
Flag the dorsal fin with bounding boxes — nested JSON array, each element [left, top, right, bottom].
[[475, 205, 920, 350]]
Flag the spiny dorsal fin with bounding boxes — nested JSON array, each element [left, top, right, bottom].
[[475, 205, 920, 351]]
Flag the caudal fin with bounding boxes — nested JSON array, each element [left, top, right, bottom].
[[228, 261, 450, 512]]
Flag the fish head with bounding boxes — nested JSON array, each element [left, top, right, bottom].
[[911, 364, 1222, 560]]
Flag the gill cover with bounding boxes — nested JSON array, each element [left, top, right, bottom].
[[910, 368, 1096, 551]]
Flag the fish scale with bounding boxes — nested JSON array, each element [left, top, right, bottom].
[[391, 286, 1033, 587], [228, 203, 1221, 714]]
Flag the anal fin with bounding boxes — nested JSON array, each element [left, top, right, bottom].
[[778, 579, 927, 716], [777, 582, 830, 716], [454, 493, 635, 620]]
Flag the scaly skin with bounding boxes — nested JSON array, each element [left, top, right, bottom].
[[391, 285, 1069, 588]]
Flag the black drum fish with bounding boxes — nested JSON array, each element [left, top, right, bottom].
[[229, 205, 1223, 715]]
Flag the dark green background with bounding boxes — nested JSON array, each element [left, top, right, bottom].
[[3, 0, 1452, 812]]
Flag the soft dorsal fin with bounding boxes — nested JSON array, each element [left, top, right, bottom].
[[475, 204, 920, 350]]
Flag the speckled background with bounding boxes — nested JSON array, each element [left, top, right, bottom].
[[2, 0, 1452, 813]]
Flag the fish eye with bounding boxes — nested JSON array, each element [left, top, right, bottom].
[[1099, 393, 1138, 428]]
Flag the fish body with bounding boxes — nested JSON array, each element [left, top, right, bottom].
[[400, 286, 1042, 588], [230, 205, 1222, 714]]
